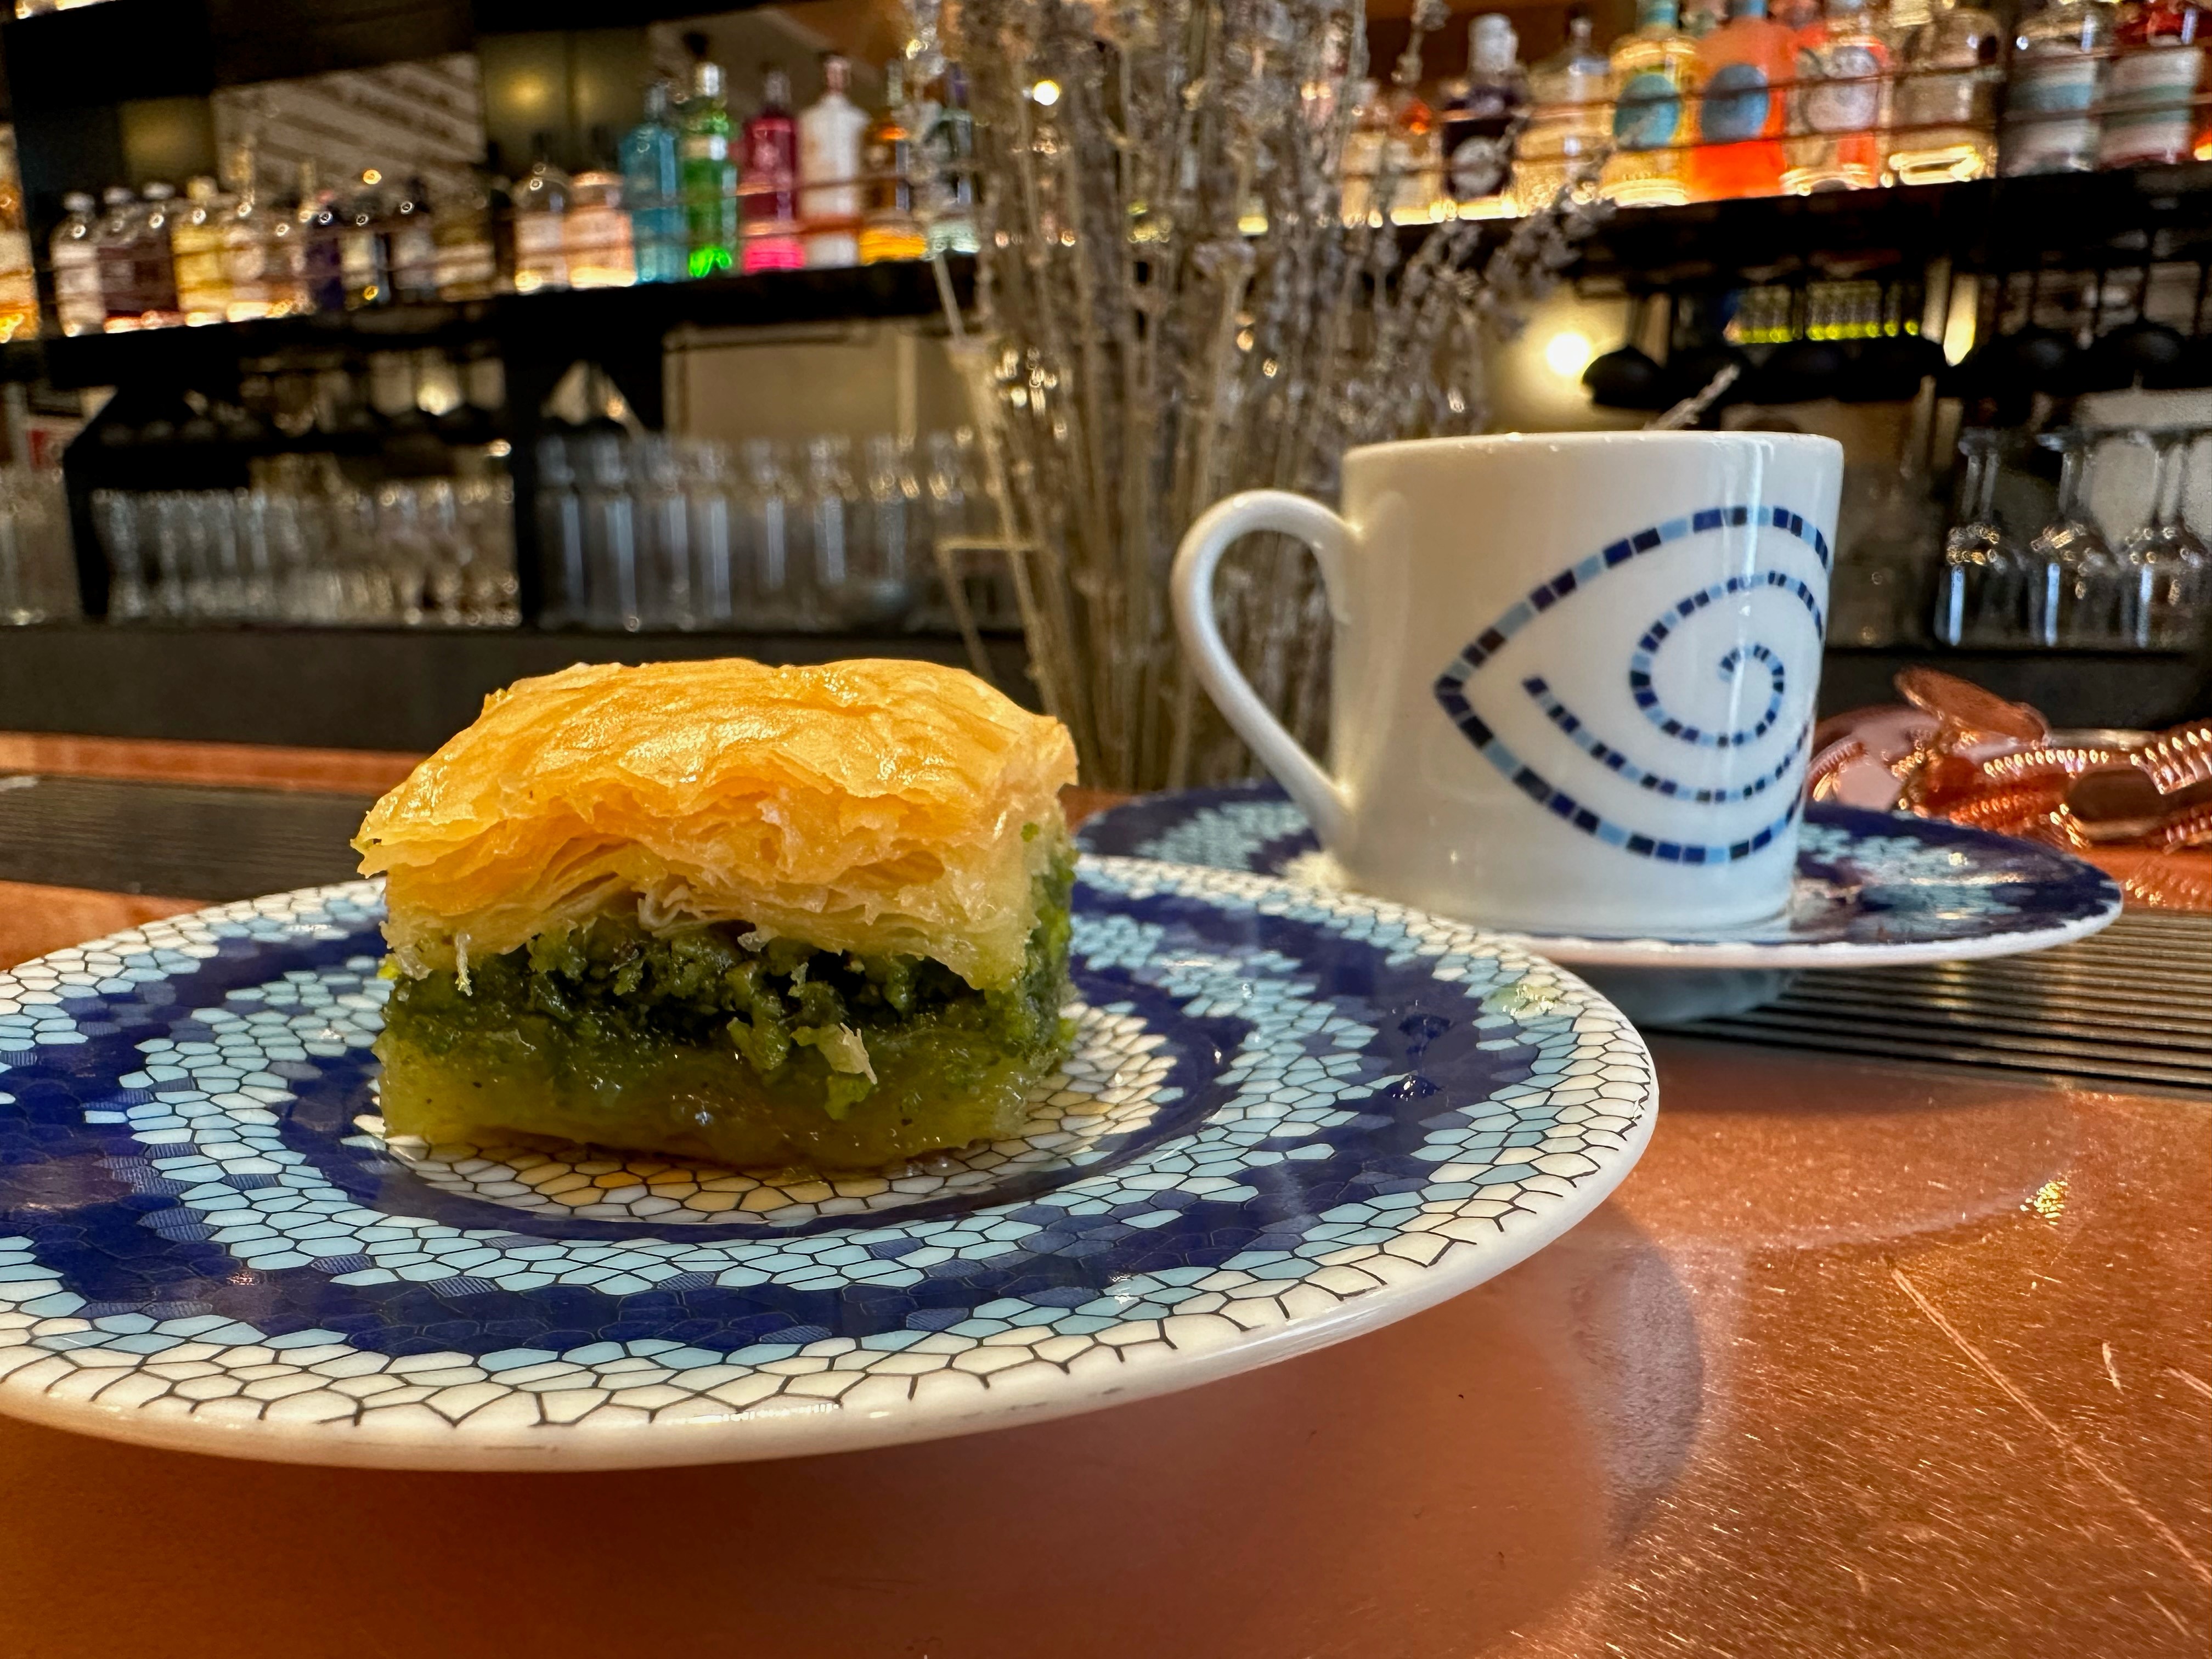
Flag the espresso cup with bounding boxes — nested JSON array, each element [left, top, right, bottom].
[[1172, 431, 1844, 935]]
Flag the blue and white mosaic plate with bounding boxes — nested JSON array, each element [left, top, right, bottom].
[[0, 857, 1655, 1470], [1077, 787, 2123, 969]]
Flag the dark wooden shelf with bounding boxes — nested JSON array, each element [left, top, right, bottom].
[[20, 257, 968, 391]]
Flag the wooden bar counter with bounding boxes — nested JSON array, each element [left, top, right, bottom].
[[0, 740, 2204, 1658]]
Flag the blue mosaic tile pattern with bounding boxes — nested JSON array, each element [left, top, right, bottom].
[[1076, 786, 2123, 953], [0, 859, 1655, 1464], [1433, 504, 1829, 866]]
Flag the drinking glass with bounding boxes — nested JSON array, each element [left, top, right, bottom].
[[1933, 428, 2024, 645], [2112, 426, 2210, 650], [804, 435, 864, 628], [741, 438, 803, 627], [579, 432, 642, 632], [632, 434, 692, 629], [2027, 427, 2123, 646], [536, 436, 589, 626], [854, 434, 922, 628], [680, 438, 737, 629]]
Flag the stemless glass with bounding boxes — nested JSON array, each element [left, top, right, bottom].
[[804, 435, 864, 629], [1933, 427, 2024, 645], [633, 434, 692, 629], [678, 438, 735, 629], [2027, 427, 2121, 646], [2113, 425, 2210, 649], [579, 432, 642, 633], [535, 436, 588, 627], [740, 437, 802, 627]]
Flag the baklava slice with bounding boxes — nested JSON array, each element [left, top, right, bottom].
[[354, 657, 1079, 1170]]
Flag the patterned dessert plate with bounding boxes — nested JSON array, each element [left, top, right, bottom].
[[0, 856, 1655, 1470], [1077, 786, 2123, 969]]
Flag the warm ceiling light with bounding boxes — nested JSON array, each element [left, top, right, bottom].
[[1544, 329, 1595, 381], [1030, 78, 1062, 106]]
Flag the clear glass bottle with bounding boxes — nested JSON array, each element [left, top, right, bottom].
[[682, 55, 740, 276], [1888, 0, 2001, 182], [136, 183, 185, 326], [742, 68, 804, 272], [431, 174, 497, 300], [339, 170, 391, 308], [1601, 0, 1705, 205], [2100, 0, 2205, 166], [1440, 15, 1526, 213], [922, 64, 980, 256], [565, 171, 635, 287], [1694, 0, 1798, 199], [387, 175, 439, 303], [800, 53, 868, 268], [0, 134, 37, 342], [861, 62, 928, 263], [95, 188, 144, 331], [1340, 78, 1390, 221], [50, 191, 104, 336], [295, 166, 347, 313], [2004, 0, 2112, 173], [1513, 14, 1614, 211], [621, 80, 686, 284], [170, 176, 232, 324], [512, 143, 571, 293], [1785, 0, 1891, 190]]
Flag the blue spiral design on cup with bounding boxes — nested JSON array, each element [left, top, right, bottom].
[[1433, 504, 1829, 866]]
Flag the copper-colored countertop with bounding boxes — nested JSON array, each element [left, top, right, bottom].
[[0, 740, 2205, 1658]]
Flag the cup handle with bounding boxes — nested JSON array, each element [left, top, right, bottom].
[[1171, 490, 1353, 848]]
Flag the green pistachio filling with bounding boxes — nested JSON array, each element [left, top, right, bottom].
[[373, 853, 1076, 1170]]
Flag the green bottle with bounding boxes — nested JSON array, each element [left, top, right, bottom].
[[681, 55, 738, 275]]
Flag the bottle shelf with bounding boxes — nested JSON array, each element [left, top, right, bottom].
[[8, 255, 972, 390]]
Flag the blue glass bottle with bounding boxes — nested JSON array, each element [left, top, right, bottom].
[[621, 80, 686, 284]]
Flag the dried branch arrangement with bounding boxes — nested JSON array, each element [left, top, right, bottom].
[[914, 0, 1599, 789]]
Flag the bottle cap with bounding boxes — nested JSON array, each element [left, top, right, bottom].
[[143, 181, 177, 200], [764, 67, 792, 106], [695, 59, 724, 99], [1471, 13, 1519, 71], [822, 53, 849, 92], [63, 191, 94, 212]]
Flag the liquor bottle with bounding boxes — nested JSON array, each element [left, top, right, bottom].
[[2004, 0, 2112, 172], [0, 139, 37, 342], [50, 192, 104, 336], [171, 176, 231, 324], [339, 170, 391, 308], [295, 165, 347, 313], [1888, 0, 2001, 181], [512, 141, 571, 293], [1513, 13, 1613, 211], [135, 183, 185, 326], [433, 174, 499, 300], [1684, 0, 1730, 35], [742, 68, 804, 272], [922, 64, 980, 255], [216, 144, 275, 320], [1440, 15, 1527, 212], [1692, 0, 1798, 198], [621, 79, 686, 283], [1341, 78, 1390, 221], [860, 62, 927, 262], [94, 188, 143, 332], [800, 53, 868, 268], [387, 176, 439, 303], [2100, 0, 2205, 166], [257, 177, 308, 319], [682, 54, 740, 275], [1600, 0, 1705, 205], [565, 170, 636, 287], [1785, 0, 1891, 190]]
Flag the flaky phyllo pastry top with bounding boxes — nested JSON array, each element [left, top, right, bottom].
[[353, 658, 1079, 991]]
